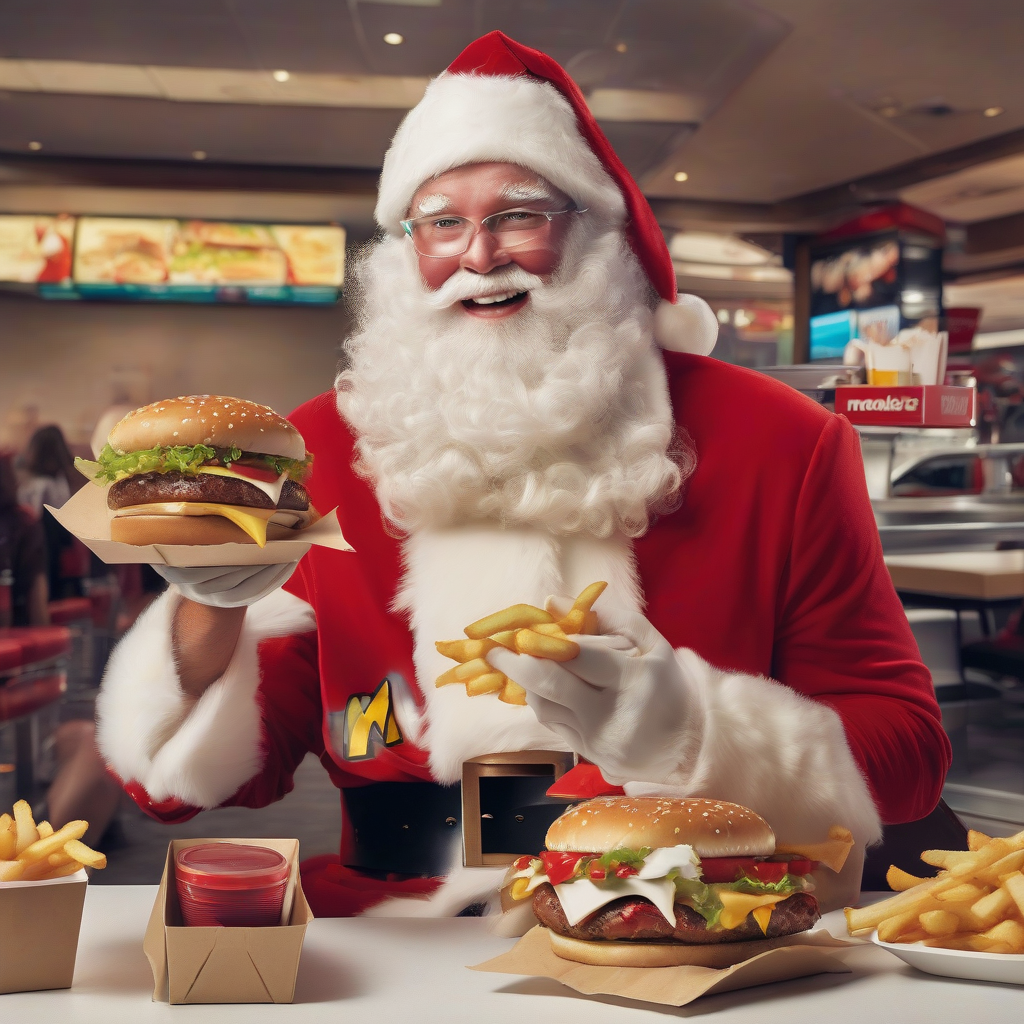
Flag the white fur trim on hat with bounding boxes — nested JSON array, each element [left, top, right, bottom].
[[376, 73, 625, 233], [653, 293, 719, 355]]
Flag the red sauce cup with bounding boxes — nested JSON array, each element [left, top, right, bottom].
[[175, 843, 290, 927]]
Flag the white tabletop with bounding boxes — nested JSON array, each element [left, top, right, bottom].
[[4, 885, 1024, 1021], [886, 550, 1024, 599]]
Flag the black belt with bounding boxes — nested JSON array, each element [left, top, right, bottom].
[[342, 776, 572, 877]]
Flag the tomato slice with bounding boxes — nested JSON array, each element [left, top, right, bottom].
[[700, 856, 817, 884], [539, 851, 593, 885]]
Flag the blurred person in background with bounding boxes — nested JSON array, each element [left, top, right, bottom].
[[18, 424, 89, 600], [0, 452, 49, 627]]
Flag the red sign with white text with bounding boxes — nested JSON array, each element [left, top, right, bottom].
[[835, 385, 976, 427]]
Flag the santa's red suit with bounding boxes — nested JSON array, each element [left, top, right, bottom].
[[95, 33, 949, 918]]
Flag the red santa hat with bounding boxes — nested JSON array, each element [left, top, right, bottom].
[[375, 31, 717, 356]]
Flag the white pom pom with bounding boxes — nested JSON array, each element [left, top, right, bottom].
[[653, 294, 718, 355]]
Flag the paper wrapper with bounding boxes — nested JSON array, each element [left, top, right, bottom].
[[47, 481, 352, 567], [471, 925, 854, 1008]]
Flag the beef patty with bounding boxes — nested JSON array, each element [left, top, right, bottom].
[[531, 884, 820, 944], [108, 471, 310, 511]]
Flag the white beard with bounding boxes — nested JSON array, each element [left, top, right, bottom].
[[335, 220, 690, 783], [335, 220, 688, 538]]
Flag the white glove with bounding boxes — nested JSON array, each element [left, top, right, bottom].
[[153, 562, 299, 608], [486, 602, 696, 786]]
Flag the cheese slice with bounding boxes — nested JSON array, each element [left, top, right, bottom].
[[198, 465, 289, 504], [752, 905, 774, 935], [111, 502, 276, 546], [511, 865, 550, 895], [637, 844, 700, 881], [554, 877, 678, 928], [716, 889, 786, 930]]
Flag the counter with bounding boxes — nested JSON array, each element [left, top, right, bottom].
[[4, 885, 1024, 1020]]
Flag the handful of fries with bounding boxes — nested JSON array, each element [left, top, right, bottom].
[[845, 828, 1024, 953], [435, 582, 607, 707], [0, 800, 107, 882]]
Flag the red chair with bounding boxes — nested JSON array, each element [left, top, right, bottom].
[[0, 626, 71, 801], [48, 597, 94, 693]]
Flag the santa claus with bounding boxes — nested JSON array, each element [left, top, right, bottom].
[[96, 32, 949, 918]]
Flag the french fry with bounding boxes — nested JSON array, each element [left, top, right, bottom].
[[571, 581, 607, 614], [18, 819, 89, 864], [435, 638, 496, 662], [972, 885, 1014, 927], [886, 865, 929, 891], [846, 878, 956, 934], [13, 800, 38, 855], [490, 630, 518, 651], [920, 849, 975, 869], [36, 820, 54, 839], [936, 882, 988, 904], [980, 849, 1024, 881], [498, 679, 528, 706], [21, 859, 82, 881], [515, 628, 579, 661], [1005, 872, 1024, 918], [64, 839, 107, 870], [0, 859, 25, 881], [0, 818, 15, 860], [465, 604, 554, 640], [877, 910, 925, 943], [454, 658, 492, 681], [435, 665, 462, 687], [556, 608, 587, 634], [533, 622, 571, 639], [465, 672, 505, 697], [968, 829, 992, 852], [981, 919, 1024, 953], [919, 909, 960, 936]]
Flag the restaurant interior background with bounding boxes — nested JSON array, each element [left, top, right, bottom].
[[3, 0, 1024, 880]]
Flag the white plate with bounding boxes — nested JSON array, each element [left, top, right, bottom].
[[872, 931, 1024, 984]]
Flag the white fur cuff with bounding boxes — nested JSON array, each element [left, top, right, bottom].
[[624, 649, 882, 850], [96, 586, 315, 809]]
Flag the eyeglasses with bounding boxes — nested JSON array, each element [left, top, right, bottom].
[[399, 205, 585, 259]]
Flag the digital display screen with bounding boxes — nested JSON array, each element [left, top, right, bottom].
[[0, 215, 75, 283]]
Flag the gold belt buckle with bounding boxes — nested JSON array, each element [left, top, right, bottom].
[[461, 750, 576, 867]]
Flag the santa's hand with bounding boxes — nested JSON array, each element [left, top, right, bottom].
[[486, 608, 695, 785], [153, 562, 299, 608]]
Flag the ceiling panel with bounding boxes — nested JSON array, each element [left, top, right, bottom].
[[0, 92, 403, 169], [0, 1, 253, 69], [357, 0, 477, 75]]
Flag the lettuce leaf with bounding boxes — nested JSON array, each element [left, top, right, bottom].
[[593, 847, 651, 872], [83, 443, 312, 484], [674, 876, 723, 927], [722, 874, 807, 897]]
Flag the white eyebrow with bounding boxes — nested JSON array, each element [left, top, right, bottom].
[[417, 194, 451, 215], [499, 182, 556, 205]]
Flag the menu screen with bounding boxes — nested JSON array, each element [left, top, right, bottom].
[[0, 215, 75, 283], [68, 217, 345, 303]]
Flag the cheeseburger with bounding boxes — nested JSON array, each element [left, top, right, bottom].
[[78, 395, 315, 547], [505, 797, 821, 966]]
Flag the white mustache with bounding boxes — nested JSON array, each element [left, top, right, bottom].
[[422, 265, 546, 310]]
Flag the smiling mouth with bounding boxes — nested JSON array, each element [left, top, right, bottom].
[[462, 290, 528, 310]]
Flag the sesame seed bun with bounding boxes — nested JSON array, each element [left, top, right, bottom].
[[108, 395, 305, 460], [544, 797, 775, 859]]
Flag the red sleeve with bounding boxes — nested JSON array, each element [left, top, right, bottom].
[[122, 627, 326, 823], [772, 413, 951, 825]]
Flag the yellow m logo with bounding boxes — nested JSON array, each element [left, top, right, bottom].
[[342, 678, 402, 761]]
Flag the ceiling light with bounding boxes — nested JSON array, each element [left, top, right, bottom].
[[673, 171, 689, 182], [717, 308, 730, 324], [878, 105, 901, 118], [272, 69, 290, 83], [192, 149, 207, 160], [615, 42, 628, 53], [984, 106, 1004, 117], [383, 32, 404, 45], [28, 140, 42, 150]]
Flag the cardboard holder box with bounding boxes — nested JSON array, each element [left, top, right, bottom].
[[144, 838, 312, 1005], [0, 869, 88, 994]]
